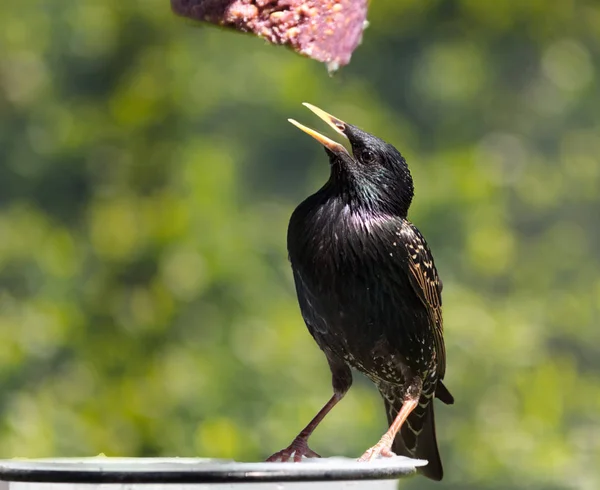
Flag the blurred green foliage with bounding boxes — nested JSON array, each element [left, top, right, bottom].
[[1, 0, 599, 488]]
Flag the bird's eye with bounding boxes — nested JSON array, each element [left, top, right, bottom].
[[361, 149, 376, 164]]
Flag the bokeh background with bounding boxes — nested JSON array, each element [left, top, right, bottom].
[[1, 1, 599, 488]]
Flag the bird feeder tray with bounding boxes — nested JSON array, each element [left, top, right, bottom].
[[0, 456, 424, 489]]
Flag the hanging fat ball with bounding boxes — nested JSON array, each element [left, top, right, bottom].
[[171, 0, 369, 73]]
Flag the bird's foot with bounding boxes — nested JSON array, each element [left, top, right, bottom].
[[266, 437, 321, 462], [358, 440, 396, 462]]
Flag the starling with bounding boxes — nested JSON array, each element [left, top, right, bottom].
[[267, 104, 454, 481]]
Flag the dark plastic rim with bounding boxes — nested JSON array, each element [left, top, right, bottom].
[[0, 457, 426, 483]]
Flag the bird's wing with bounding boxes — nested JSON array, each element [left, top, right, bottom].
[[396, 221, 446, 379]]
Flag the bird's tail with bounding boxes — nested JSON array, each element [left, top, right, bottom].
[[383, 395, 444, 481]]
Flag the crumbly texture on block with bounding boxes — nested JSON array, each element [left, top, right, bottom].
[[171, 0, 369, 71]]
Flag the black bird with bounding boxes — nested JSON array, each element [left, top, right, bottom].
[[267, 104, 454, 480]]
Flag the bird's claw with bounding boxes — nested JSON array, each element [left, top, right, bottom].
[[266, 437, 321, 462], [358, 443, 396, 462]]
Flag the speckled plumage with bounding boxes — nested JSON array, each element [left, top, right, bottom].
[[269, 104, 453, 481]]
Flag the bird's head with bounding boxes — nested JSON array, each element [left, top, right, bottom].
[[289, 103, 414, 217]]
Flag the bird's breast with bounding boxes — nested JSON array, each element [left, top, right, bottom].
[[290, 201, 380, 266], [288, 198, 436, 380]]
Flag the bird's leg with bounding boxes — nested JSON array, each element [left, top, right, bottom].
[[266, 393, 343, 462], [358, 382, 421, 462], [267, 356, 351, 463]]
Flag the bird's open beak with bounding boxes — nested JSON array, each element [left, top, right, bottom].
[[302, 103, 347, 137], [288, 103, 349, 155]]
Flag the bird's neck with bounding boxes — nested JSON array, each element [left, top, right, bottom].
[[326, 170, 413, 218]]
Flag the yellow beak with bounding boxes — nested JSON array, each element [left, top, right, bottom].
[[288, 103, 349, 155], [302, 103, 347, 137]]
